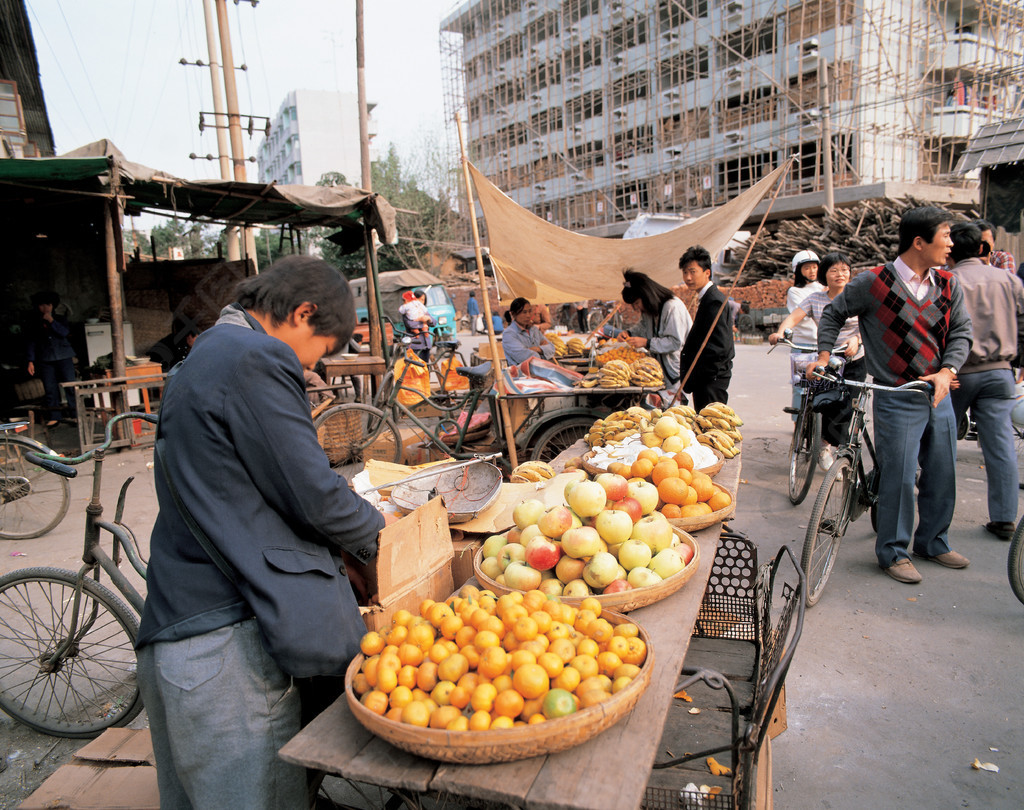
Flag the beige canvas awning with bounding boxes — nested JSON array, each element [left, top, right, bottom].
[[468, 162, 787, 304]]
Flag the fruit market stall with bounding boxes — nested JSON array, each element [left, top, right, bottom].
[[280, 451, 744, 810]]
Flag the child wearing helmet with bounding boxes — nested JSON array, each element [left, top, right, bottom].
[[784, 250, 825, 421]]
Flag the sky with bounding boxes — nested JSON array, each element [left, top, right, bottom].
[[25, 0, 465, 183]]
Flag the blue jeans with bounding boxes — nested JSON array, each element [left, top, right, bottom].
[[950, 368, 1019, 524], [136, 619, 307, 809], [872, 388, 957, 568], [36, 357, 77, 421]]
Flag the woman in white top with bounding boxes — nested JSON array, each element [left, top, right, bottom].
[[782, 250, 825, 416], [770, 252, 864, 469]]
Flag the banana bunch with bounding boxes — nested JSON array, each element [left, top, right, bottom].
[[509, 460, 557, 483], [566, 337, 587, 356], [574, 371, 601, 388], [585, 407, 651, 447], [629, 357, 664, 388], [599, 359, 633, 388], [696, 429, 740, 458], [545, 333, 568, 358], [698, 403, 743, 445]]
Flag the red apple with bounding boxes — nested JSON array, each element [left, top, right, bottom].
[[525, 535, 563, 571], [595, 472, 629, 502], [603, 579, 633, 594], [612, 496, 643, 524], [505, 526, 523, 544], [561, 526, 602, 559], [538, 506, 574, 539], [677, 541, 695, 566]]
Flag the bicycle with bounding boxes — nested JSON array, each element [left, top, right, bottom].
[[769, 330, 848, 506], [1, 421, 71, 539], [1009, 517, 1024, 605], [801, 361, 931, 606], [0, 412, 156, 737]]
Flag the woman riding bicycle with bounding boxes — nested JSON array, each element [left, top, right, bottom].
[[770, 252, 865, 469]]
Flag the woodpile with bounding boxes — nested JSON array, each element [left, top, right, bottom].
[[723, 197, 975, 288]]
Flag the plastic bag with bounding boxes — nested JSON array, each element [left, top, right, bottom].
[[441, 355, 470, 391], [395, 349, 430, 405]]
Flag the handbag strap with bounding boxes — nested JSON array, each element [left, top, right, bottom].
[[156, 436, 239, 587]]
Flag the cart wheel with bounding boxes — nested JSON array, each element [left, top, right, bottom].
[[528, 416, 594, 464]]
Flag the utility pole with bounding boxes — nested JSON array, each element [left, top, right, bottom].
[[214, 0, 258, 267], [202, 0, 239, 260], [820, 56, 834, 215]]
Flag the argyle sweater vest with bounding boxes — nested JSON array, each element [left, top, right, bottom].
[[870, 263, 954, 384]]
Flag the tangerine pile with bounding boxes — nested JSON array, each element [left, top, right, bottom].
[[352, 587, 648, 731], [605, 448, 732, 520]]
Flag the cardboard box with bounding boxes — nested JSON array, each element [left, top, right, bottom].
[[452, 537, 483, 588], [360, 495, 454, 632], [365, 426, 438, 465], [767, 683, 787, 739], [20, 729, 158, 810]]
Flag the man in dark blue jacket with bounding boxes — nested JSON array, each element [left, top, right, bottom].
[[136, 257, 387, 808], [678, 245, 735, 409]]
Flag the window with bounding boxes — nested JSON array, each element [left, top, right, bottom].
[[530, 107, 564, 135], [607, 15, 648, 57], [610, 71, 650, 108], [562, 0, 600, 26], [785, 0, 856, 43], [525, 11, 559, 46], [613, 125, 654, 158], [566, 89, 603, 124], [716, 86, 777, 130], [566, 139, 605, 170], [614, 180, 651, 211], [659, 46, 710, 87], [658, 0, 708, 28], [717, 18, 777, 67], [716, 151, 775, 198], [659, 108, 711, 144], [566, 37, 602, 73], [527, 59, 561, 92]]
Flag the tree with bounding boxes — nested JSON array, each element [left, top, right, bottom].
[[123, 219, 223, 261]]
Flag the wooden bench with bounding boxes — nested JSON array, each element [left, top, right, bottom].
[[644, 531, 806, 810]]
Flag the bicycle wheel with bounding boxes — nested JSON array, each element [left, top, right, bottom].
[[802, 457, 855, 607], [1009, 519, 1024, 606], [314, 403, 401, 479], [0, 433, 71, 539], [529, 416, 594, 463], [1015, 424, 1024, 491], [787, 406, 820, 505], [0, 567, 142, 737]]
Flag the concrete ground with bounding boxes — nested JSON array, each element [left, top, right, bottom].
[[1, 341, 1021, 809]]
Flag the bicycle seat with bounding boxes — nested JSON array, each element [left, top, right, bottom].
[[456, 361, 492, 379], [438, 340, 460, 350]]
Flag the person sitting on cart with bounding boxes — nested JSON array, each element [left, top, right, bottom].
[[502, 297, 556, 365], [618, 269, 693, 396]]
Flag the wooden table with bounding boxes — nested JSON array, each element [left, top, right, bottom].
[[62, 366, 166, 452], [323, 356, 387, 404], [281, 458, 742, 810]]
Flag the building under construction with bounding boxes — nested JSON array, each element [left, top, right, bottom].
[[440, 0, 1024, 235]]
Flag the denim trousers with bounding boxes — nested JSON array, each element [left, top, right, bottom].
[[136, 619, 307, 809], [872, 388, 957, 568], [36, 356, 76, 421], [950, 368, 1019, 524]]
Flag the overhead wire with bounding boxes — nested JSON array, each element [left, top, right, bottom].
[[120, 0, 159, 148], [112, 0, 138, 134], [53, 0, 112, 134]]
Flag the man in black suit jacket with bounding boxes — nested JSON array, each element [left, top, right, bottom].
[[678, 245, 735, 409]]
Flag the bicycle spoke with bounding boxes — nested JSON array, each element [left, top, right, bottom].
[[802, 458, 853, 606]]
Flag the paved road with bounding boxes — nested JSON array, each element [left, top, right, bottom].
[[1, 341, 1021, 809]]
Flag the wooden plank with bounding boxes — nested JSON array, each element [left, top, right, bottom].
[[430, 756, 546, 807], [684, 637, 758, 682], [278, 697, 375, 774], [341, 736, 438, 793]]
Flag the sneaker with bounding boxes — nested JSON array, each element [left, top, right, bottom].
[[817, 448, 834, 471]]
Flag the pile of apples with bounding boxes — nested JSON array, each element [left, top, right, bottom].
[[478, 471, 696, 598]]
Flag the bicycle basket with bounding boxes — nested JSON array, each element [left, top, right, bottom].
[[317, 409, 366, 466], [790, 352, 846, 394]]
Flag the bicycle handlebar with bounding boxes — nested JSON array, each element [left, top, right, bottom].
[[769, 331, 848, 356], [26, 412, 159, 467], [811, 365, 933, 396]]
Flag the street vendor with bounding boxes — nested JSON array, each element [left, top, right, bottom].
[[618, 269, 693, 389], [502, 296, 556, 364], [136, 256, 391, 808]]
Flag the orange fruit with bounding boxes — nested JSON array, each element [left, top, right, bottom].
[[468, 607, 491, 630], [510, 649, 538, 672], [637, 448, 660, 464], [460, 644, 481, 670], [579, 597, 602, 617], [385, 706, 404, 722], [519, 638, 548, 658], [474, 629, 501, 650], [608, 461, 632, 478], [537, 651, 565, 679], [449, 684, 471, 710], [439, 614, 464, 640], [548, 637, 576, 664], [530, 609, 552, 635], [657, 477, 689, 506], [418, 599, 435, 619], [385, 625, 408, 647], [677, 467, 694, 485], [578, 675, 613, 694], [523, 589, 548, 613], [528, 713, 546, 724], [622, 637, 648, 666], [491, 673, 514, 693], [490, 715, 515, 729], [672, 452, 694, 471], [651, 460, 679, 486], [691, 472, 714, 502], [415, 661, 439, 692], [376, 665, 398, 694], [470, 682, 498, 712], [541, 688, 578, 719], [447, 715, 469, 731], [614, 622, 639, 638], [362, 656, 380, 687], [478, 646, 509, 679], [596, 651, 622, 677], [661, 504, 682, 519], [397, 664, 418, 690], [479, 615, 506, 637], [392, 609, 415, 627], [398, 643, 424, 667], [400, 700, 431, 727], [494, 689, 526, 718], [512, 663, 550, 699], [574, 608, 598, 635], [361, 690, 388, 716], [553, 666, 582, 692], [512, 615, 539, 642], [360, 631, 385, 657], [437, 653, 470, 683], [352, 672, 370, 696], [708, 489, 732, 512], [430, 680, 456, 706], [611, 676, 633, 693], [577, 687, 610, 709], [468, 710, 492, 731], [588, 618, 614, 644], [407, 623, 435, 652], [429, 704, 462, 729], [679, 504, 706, 519], [426, 601, 455, 628], [569, 654, 599, 680], [576, 637, 600, 658], [630, 458, 654, 480], [613, 663, 643, 681], [389, 685, 414, 709], [605, 636, 630, 659]]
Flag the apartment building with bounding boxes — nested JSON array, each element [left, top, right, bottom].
[[257, 89, 374, 187], [440, 0, 1023, 234]]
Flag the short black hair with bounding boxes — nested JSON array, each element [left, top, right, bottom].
[[622, 269, 675, 316], [950, 222, 985, 263], [973, 218, 995, 234], [817, 252, 853, 284], [30, 290, 60, 308], [509, 297, 530, 316], [898, 206, 952, 255], [234, 256, 355, 345], [679, 245, 712, 272]]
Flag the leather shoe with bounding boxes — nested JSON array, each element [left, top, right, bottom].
[[985, 521, 1015, 541], [883, 559, 922, 584], [915, 550, 970, 569]]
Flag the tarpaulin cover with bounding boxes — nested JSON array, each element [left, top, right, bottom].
[[468, 161, 787, 304]]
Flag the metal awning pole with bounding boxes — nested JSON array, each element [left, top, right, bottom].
[[456, 112, 519, 470]]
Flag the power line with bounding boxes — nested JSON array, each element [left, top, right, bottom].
[[53, 0, 112, 134]]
